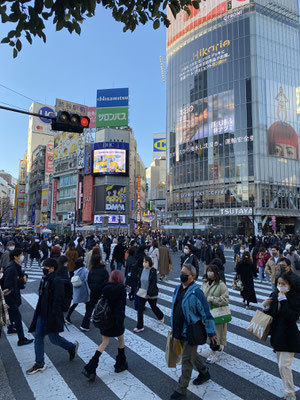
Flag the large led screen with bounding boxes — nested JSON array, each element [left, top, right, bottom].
[[93, 148, 127, 174]]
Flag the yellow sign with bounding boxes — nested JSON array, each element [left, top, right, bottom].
[[297, 87, 300, 114], [54, 132, 80, 160], [153, 138, 167, 152], [13, 184, 18, 218], [19, 160, 26, 184]]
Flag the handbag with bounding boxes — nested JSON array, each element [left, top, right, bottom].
[[209, 283, 232, 325], [71, 275, 82, 288], [187, 320, 207, 346], [165, 331, 179, 367], [136, 288, 147, 298], [232, 276, 244, 291], [247, 310, 273, 341]]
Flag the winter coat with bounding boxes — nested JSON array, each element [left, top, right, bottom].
[[181, 253, 199, 278], [0, 250, 11, 269], [29, 242, 40, 259], [159, 246, 172, 276], [65, 249, 79, 273], [266, 290, 300, 353], [287, 252, 300, 276], [76, 244, 85, 258], [100, 282, 126, 337], [113, 244, 125, 263], [137, 267, 159, 298], [125, 255, 138, 286], [236, 260, 257, 303], [148, 247, 159, 270], [200, 246, 213, 265], [88, 265, 109, 301], [29, 272, 65, 334], [171, 282, 216, 338], [212, 247, 226, 265], [201, 280, 229, 346], [2, 261, 25, 307], [72, 267, 90, 304], [265, 257, 280, 284]]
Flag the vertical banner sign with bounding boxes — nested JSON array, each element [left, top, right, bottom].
[[96, 88, 129, 128], [45, 144, 54, 173], [87, 107, 97, 129], [82, 175, 94, 222], [13, 184, 18, 218], [52, 179, 58, 222], [78, 181, 83, 210], [84, 144, 92, 174], [137, 175, 141, 220]]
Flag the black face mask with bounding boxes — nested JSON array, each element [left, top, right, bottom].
[[43, 268, 49, 276], [180, 273, 189, 283]]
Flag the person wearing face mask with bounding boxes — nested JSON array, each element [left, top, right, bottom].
[[235, 251, 257, 309], [201, 265, 229, 363], [234, 245, 246, 267], [286, 246, 300, 277], [265, 246, 281, 291], [200, 241, 213, 273], [169, 264, 217, 400], [262, 274, 300, 400], [2, 248, 33, 345], [277, 258, 300, 293], [133, 256, 164, 333], [0, 241, 15, 270], [26, 258, 79, 375], [181, 244, 199, 280]]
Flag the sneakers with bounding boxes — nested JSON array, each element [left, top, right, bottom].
[[69, 341, 79, 361], [18, 338, 34, 346], [7, 327, 17, 335], [192, 371, 211, 385], [133, 327, 144, 333], [158, 316, 164, 324], [26, 363, 47, 375], [80, 326, 90, 332], [206, 352, 219, 364], [170, 391, 186, 399]]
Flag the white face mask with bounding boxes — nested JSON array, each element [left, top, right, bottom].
[[207, 271, 215, 280], [184, 249, 189, 254], [277, 286, 289, 293], [8, 246, 15, 251], [240, 249, 244, 254]]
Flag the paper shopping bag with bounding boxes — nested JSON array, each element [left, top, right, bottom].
[[165, 331, 179, 367], [247, 310, 273, 341]]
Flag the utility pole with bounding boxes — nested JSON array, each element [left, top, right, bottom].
[[192, 190, 195, 238]]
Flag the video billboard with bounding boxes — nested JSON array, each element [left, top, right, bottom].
[[167, 0, 250, 47], [54, 132, 80, 160], [106, 185, 126, 212], [93, 148, 126, 174]]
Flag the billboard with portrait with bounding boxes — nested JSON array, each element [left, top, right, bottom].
[[105, 185, 126, 212], [54, 132, 80, 160], [93, 148, 127, 175]]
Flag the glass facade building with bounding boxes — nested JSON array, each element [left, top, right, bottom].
[[166, 0, 300, 235]]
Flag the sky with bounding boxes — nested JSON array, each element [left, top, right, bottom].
[[0, 6, 166, 178]]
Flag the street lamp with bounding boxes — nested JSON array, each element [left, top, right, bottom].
[[250, 194, 255, 236]]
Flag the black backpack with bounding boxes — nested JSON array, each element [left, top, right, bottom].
[[93, 295, 113, 330], [61, 280, 73, 312]]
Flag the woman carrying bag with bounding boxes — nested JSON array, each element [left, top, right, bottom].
[[262, 273, 300, 400], [202, 264, 230, 364], [133, 256, 164, 333]]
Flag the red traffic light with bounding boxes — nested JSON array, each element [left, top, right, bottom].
[[81, 116, 90, 128]]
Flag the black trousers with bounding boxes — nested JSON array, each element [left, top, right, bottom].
[[81, 296, 99, 329], [7, 302, 25, 341], [137, 297, 164, 329]]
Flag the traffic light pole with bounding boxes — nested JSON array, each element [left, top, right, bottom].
[[0, 104, 56, 120]]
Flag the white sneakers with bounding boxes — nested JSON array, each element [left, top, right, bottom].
[[158, 317, 164, 324], [206, 352, 219, 364], [133, 327, 144, 333]]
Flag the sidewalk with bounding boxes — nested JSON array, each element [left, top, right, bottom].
[[0, 358, 15, 400]]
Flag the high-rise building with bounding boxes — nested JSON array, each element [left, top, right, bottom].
[[166, 0, 300, 235]]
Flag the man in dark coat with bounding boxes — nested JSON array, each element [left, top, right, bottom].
[[181, 244, 199, 280], [3, 248, 33, 345], [200, 241, 213, 272], [112, 240, 126, 270], [26, 258, 78, 375]]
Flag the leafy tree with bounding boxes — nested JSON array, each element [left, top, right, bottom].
[[0, 0, 202, 57]]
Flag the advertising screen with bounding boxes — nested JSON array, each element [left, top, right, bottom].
[[106, 185, 126, 212], [54, 132, 80, 160], [93, 148, 127, 175]]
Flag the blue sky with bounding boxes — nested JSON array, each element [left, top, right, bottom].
[[0, 6, 166, 178]]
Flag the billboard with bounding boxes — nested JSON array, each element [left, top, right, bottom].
[[41, 185, 49, 213], [54, 132, 80, 160], [93, 148, 127, 175], [167, 0, 250, 47], [19, 160, 26, 184], [29, 102, 55, 135], [84, 144, 93, 175], [45, 144, 54, 173], [106, 185, 126, 212], [153, 138, 167, 152], [94, 214, 126, 224], [88, 107, 97, 129], [55, 99, 88, 116], [266, 82, 298, 160], [96, 88, 129, 128], [82, 175, 94, 222], [51, 179, 58, 222]]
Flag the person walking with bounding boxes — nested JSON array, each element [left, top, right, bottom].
[[158, 239, 172, 281], [76, 238, 86, 259], [265, 246, 281, 291], [50, 245, 61, 260], [235, 251, 257, 309], [181, 244, 199, 280], [80, 255, 109, 331], [257, 247, 266, 283], [112, 239, 126, 271], [133, 256, 164, 333], [29, 239, 41, 269], [86, 242, 101, 271], [65, 242, 79, 278], [200, 241, 213, 273], [201, 265, 229, 363], [212, 243, 226, 268], [65, 259, 90, 324], [0, 241, 15, 270], [286, 246, 300, 276], [262, 273, 300, 400], [82, 270, 127, 382], [2, 248, 33, 345], [148, 240, 159, 271], [125, 246, 139, 306], [169, 264, 217, 400], [26, 258, 78, 375]]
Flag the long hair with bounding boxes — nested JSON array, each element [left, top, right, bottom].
[[109, 270, 124, 285], [204, 264, 221, 283]]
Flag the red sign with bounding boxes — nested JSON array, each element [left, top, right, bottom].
[[52, 179, 58, 222], [88, 107, 96, 129], [82, 175, 94, 222], [46, 144, 54, 173]]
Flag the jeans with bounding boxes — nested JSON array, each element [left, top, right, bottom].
[[272, 283, 276, 292], [276, 351, 296, 399], [34, 315, 75, 366], [137, 297, 164, 329], [258, 266, 265, 281], [116, 262, 123, 271], [23, 253, 29, 268], [6, 301, 25, 341]]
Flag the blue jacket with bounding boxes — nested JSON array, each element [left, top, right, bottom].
[[171, 282, 216, 338]]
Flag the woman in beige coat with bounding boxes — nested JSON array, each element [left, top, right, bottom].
[[202, 264, 230, 364], [158, 239, 172, 281]]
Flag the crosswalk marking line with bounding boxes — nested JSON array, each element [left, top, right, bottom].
[[4, 322, 77, 400], [22, 293, 163, 400], [224, 273, 273, 288], [122, 306, 298, 396]]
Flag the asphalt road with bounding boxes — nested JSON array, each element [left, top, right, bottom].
[[1, 249, 299, 400]]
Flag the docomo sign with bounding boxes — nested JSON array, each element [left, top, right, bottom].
[[220, 208, 253, 216]]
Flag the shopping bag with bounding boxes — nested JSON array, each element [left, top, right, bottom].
[[247, 310, 273, 341], [165, 331, 179, 367], [210, 305, 232, 325]]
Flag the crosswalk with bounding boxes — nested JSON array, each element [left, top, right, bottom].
[[1, 271, 300, 400], [22, 260, 43, 282]]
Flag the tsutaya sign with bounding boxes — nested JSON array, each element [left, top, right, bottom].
[[220, 208, 253, 216]]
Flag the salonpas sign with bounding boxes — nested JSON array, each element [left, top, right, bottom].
[[96, 107, 128, 127], [220, 208, 253, 216]]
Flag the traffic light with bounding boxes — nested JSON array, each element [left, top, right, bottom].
[[51, 111, 90, 133]]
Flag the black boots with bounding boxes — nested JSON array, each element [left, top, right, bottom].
[[82, 351, 101, 382], [114, 347, 128, 373]]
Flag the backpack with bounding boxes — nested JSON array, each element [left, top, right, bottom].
[[61, 280, 73, 312], [92, 295, 113, 330]]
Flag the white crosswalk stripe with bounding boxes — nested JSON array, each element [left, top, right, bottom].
[[2, 272, 300, 400], [22, 260, 43, 281]]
